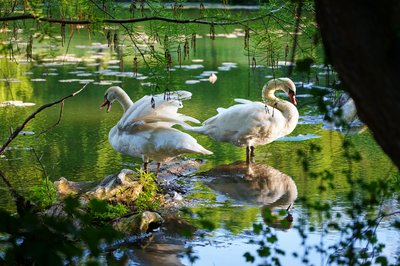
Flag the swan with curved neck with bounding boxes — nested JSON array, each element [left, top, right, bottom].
[[100, 86, 212, 174], [185, 78, 299, 162]]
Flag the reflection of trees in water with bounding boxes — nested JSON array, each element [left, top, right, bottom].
[[201, 161, 298, 230]]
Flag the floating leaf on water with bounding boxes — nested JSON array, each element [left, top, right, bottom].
[[225, 33, 238, 38], [103, 71, 120, 76], [0, 100, 36, 107], [136, 76, 148, 80], [200, 70, 218, 77], [59, 79, 80, 83], [176, 64, 204, 70], [18, 131, 35, 136], [277, 134, 321, 142], [192, 59, 204, 63], [31, 78, 46, 82], [76, 73, 92, 77], [107, 65, 120, 69], [222, 62, 238, 67], [42, 73, 59, 76], [276, 61, 294, 66], [108, 59, 121, 64], [141, 82, 155, 87], [78, 79, 95, 84], [115, 72, 137, 78], [86, 63, 101, 67], [93, 81, 114, 85], [68, 71, 85, 74], [185, 80, 201, 85], [0, 78, 21, 83], [217, 66, 231, 71], [6, 146, 33, 151], [295, 94, 313, 98], [298, 115, 325, 125]]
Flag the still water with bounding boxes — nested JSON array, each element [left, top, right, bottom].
[[0, 12, 399, 265]]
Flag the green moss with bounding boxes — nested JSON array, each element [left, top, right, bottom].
[[29, 178, 57, 209]]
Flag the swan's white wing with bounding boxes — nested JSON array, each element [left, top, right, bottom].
[[118, 93, 197, 128], [191, 102, 288, 146], [143, 127, 212, 162], [132, 114, 191, 128]]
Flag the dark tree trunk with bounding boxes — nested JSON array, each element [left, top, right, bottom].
[[315, 0, 400, 169]]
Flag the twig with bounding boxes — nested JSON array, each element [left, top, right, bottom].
[[38, 100, 64, 136], [0, 83, 88, 155]]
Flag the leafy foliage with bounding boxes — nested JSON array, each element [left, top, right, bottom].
[[134, 169, 160, 212], [0, 196, 122, 266], [88, 199, 129, 223], [28, 178, 57, 209]]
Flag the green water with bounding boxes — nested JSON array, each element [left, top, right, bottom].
[[0, 10, 399, 265]]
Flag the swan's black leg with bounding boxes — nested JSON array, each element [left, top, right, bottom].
[[250, 146, 255, 157], [143, 162, 149, 173], [155, 162, 161, 176], [246, 146, 250, 165]]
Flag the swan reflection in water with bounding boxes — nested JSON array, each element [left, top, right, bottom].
[[201, 161, 298, 230]]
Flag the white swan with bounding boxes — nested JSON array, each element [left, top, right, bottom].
[[185, 78, 299, 161], [100, 86, 212, 173]]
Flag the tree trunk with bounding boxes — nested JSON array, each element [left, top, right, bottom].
[[315, 0, 400, 169]]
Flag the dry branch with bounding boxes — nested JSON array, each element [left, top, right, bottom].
[[0, 83, 88, 155]]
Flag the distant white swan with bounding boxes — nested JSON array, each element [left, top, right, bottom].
[[100, 86, 212, 174], [185, 78, 299, 161]]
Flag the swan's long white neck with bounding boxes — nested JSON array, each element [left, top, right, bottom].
[[262, 83, 299, 135], [114, 88, 134, 113]]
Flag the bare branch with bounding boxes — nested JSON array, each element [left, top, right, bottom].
[[0, 83, 89, 155], [38, 100, 65, 136], [0, 7, 284, 26]]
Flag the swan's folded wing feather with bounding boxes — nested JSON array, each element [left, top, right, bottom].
[[132, 114, 191, 127]]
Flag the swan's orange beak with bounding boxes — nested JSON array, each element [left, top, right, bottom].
[[288, 90, 297, 106], [100, 96, 112, 112]]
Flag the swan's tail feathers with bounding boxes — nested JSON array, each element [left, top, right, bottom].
[[182, 125, 206, 134], [190, 144, 213, 155], [198, 146, 213, 155], [178, 114, 201, 124]]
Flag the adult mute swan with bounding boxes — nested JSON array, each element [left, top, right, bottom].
[[185, 78, 298, 162], [100, 86, 212, 174]]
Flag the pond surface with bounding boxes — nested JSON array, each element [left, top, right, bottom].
[[0, 9, 399, 265]]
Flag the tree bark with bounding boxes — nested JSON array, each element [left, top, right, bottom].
[[315, 0, 400, 169]]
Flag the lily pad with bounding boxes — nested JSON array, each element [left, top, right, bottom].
[[276, 134, 321, 142]]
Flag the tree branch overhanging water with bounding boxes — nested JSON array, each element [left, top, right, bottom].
[[0, 6, 284, 25], [0, 83, 89, 155]]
